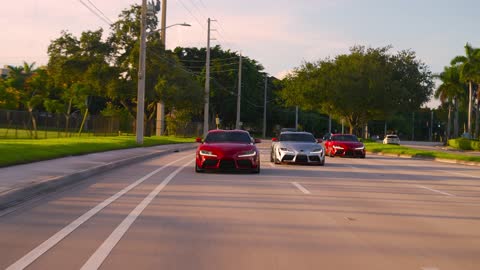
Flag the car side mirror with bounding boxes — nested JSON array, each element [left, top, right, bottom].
[[317, 138, 323, 143], [195, 137, 203, 143], [254, 138, 262, 144], [272, 138, 278, 142]]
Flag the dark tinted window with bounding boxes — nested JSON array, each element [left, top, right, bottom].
[[331, 135, 358, 142], [279, 133, 316, 142], [205, 132, 252, 143]]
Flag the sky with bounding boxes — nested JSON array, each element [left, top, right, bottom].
[[1, 0, 479, 108]]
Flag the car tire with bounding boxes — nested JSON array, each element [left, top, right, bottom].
[[329, 148, 335, 157], [319, 160, 325, 166], [270, 150, 274, 162], [195, 163, 204, 173], [252, 166, 260, 174], [360, 155, 366, 159]]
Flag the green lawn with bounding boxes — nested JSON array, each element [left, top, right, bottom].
[[0, 128, 103, 139], [0, 136, 194, 167], [364, 142, 480, 163]]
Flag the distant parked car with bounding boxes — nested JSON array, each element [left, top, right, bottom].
[[383, 134, 400, 145], [324, 134, 366, 158]]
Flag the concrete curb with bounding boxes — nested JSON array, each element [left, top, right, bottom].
[[0, 144, 197, 211], [369, 151, 480, 167]]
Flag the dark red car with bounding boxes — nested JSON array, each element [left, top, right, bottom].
[[324, 134, 366, 158], [195, 130, 261, 173]]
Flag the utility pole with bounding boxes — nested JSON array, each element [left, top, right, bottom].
[[156, 0, 167, 136], [295, 106, 299, 130], [467, 82, 472, 134], [136, 0, 147, 144], [235, 52, 242, 129], [203, 18, 212, 136], [341, 119, 344, 134], [263, 74, 267, 138]]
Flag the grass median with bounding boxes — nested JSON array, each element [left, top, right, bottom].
[[0, 136, 195, 167], [364, 142, 480, 163]]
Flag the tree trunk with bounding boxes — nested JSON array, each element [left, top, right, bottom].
[[467, 81, 472, 134], [453, 97, 459, 138], [28, 107, 38, 139], [446, 103, 451, 141], [475, 101, 479, 139]]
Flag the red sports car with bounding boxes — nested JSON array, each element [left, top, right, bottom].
[[195, 130, 261, 173], [324, 134, 366, 158]]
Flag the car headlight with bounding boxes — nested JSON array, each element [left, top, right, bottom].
[[310, 148, 323, 154], [238, 150, 256, 157], [279, 147, 294, 152], [355, 146, 365, 150], [199, 150, 217, 157], [333, 145, 344, 150]]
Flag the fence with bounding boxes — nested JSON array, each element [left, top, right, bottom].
[[0, 110, 127, 139], [0, 110, 203, 139]]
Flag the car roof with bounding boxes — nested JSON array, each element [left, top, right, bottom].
[[280, 131, 313, 135], [207, 129, 250, 134], [386, 134, 398, 137], [331, 133, 356, 136]]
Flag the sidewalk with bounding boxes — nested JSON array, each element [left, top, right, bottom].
[[0, 143, 197, 210]]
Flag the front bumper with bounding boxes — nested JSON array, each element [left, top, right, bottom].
[[196, 155, 260, 171], [331, 147, 365, 157], [278, 149, 325, 164]]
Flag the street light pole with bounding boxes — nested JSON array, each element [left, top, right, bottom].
[[263, 74, 267, 138], [235, 52, 242, 130], [203, 18, 212, 136], [156, 0, 167, 137], [136, 0, 147, 144]]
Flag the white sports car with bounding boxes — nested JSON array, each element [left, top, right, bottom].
[[271, 131, 325, 165]]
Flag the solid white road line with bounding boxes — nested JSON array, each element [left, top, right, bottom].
[[416, 185, 455, 197], [292, 182, 311, 194], [439, 170, 480, 179], [6, 155, 192, 270], [80, 160, 192, 270]]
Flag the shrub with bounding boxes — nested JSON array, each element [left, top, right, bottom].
[[448, 138, 480, 151]]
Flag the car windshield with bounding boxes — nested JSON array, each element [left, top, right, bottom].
[[204, 131, 252, 143], [332, 135, 358, 142], [279, 133, 316, 142], [387, 135, 398, 138]]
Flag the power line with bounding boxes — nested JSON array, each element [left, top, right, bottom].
[[85, 0, 114, 24], [174, 0, 206, 31], [77, 0, 112, 26]]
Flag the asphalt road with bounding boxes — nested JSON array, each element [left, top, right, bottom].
[[1, 142, 479, 270]]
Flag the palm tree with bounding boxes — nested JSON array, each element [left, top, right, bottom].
[[451, 43, 480, 136], [6, 62, 43, 138], [435, 65, 465, 139]]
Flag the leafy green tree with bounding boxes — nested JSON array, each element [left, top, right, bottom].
[[4, 62, 49, 138], [279, 46, 433, 136]]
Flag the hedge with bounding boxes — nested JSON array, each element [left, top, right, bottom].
[[448, 138, 480, 151]]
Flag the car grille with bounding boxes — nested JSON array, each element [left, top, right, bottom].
[[237, 160, 252, 168], [309, 156, 320, 162], [345, 150, 354, 157], [219, 160, 236, 169], [296, 155, 308, 162], [203, 159, 218, 167], [282, 155, 295, 161]]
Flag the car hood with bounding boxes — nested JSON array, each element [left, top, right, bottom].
[[199, 143, 256, 155], [332, 141, 364, 148], [278, 142, 322, 152]]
